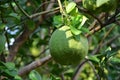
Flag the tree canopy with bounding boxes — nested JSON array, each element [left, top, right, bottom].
[[0, 0, 120, 80]]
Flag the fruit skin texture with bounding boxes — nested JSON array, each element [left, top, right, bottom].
[[82, 0, 97, 12], [82, 0, 118, 13], [49, 26, 88, 65]]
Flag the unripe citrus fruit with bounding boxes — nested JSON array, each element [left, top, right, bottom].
[[82, 0, 118, 13], [98, 0, 118, 12], [82, 0, 97, 12], [49, 26, 88, 65]]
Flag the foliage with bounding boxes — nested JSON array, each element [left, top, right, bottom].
[[0, 0, 120, 80], [0, 61, 22, 80]]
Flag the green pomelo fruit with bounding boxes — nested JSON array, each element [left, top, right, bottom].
[[82, 0, 118, 13], [49, 26, 88, 65], [82, 0, 97, 12], [0, 34, 6, 53], [98, 0, 118, 12]]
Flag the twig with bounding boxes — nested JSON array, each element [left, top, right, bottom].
[[76, 5, 103, 27], [60, 73, 65, 80], [77, 5, 120, 37], [43, 0, 56, 19], [85, 12, 118, 37], [6, 1, 60, 62], [88, 61, 100, 80], [46, 0, 55, 11], [85, 25, 101, 37], [13, 0, 58, 20], [39, 48, 49, 56], [72, 59, 88, 80], [89, 13, 105, 30], [57, 0, 64, 14], [7, 7, 60, 31], [34, 1, 53, 13], [91, 25, 116, 54], [18, 55, 52, 77], [30, 7, 60, 19], [13, 0, 30, 18], [102, 34, 120, 47], [9, 2, 17, 13], [92, 34, 120, 55], [74, 0, 82, 3]]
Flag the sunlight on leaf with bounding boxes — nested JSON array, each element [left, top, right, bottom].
[[79, 16, 88, 29], [70, 25, 81, 35], [66, 2, 76, 13], [96, 0, 109, 7]]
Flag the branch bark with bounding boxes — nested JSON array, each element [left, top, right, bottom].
[[88, 61, 100, 80], [6, 0, 57, 62], [6, 27, 33, 62], [18, 55, 52, 77], [72, 59, 88, 80]]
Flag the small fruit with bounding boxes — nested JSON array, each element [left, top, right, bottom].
[[49, 26, 88, 65], [30, 47, 40, 57], [0, 33, 6, 53]]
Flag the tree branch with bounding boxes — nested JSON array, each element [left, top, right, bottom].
[[76, 3, 120, 37], [72, 59, 88, 80], [6, 27, 33, 62], [102, 34, 120, 47], [85, 12, 118, 37], [34, 1, 56, 13], [89, 13, 105, 30], [18, 55, 52, 77], [13, 0, 31, 19], [88, 61, 100, 80], [30, 7, 60, 19], [76, 5, 103, 27], [91, 25, 116, 54], [6, 1, 58, 62]]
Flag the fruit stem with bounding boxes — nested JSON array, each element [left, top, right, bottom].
[[57, 0, 64, 14]]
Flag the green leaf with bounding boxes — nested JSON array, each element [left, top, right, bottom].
[[88, 55, 100, 63], [50, 64, 64, 76], [80, 27, 89, 33], [5, 62, 15, 70], [96, 0, 109, 7], [9, 13, 20, 20], [3, 69, 17, 78], [71, 15, 82, 27], [0, 0, 11, 5], [70, 25, 81, 35], [0, 24, 6, 31], [0, 61, 6, 67], [14, 75, 22, 80], [29, 70, 42, 80], [0, 62, 18, 78], [49, 74, 61, 80], [68, 7, 79, 16], [109, 57, 120, 64], [79, 16, 88, 29], [66, 2, 76, 13], [53, 15, 63, 28], [64, 69, 74, 77], [0, 33, 6, 54]]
